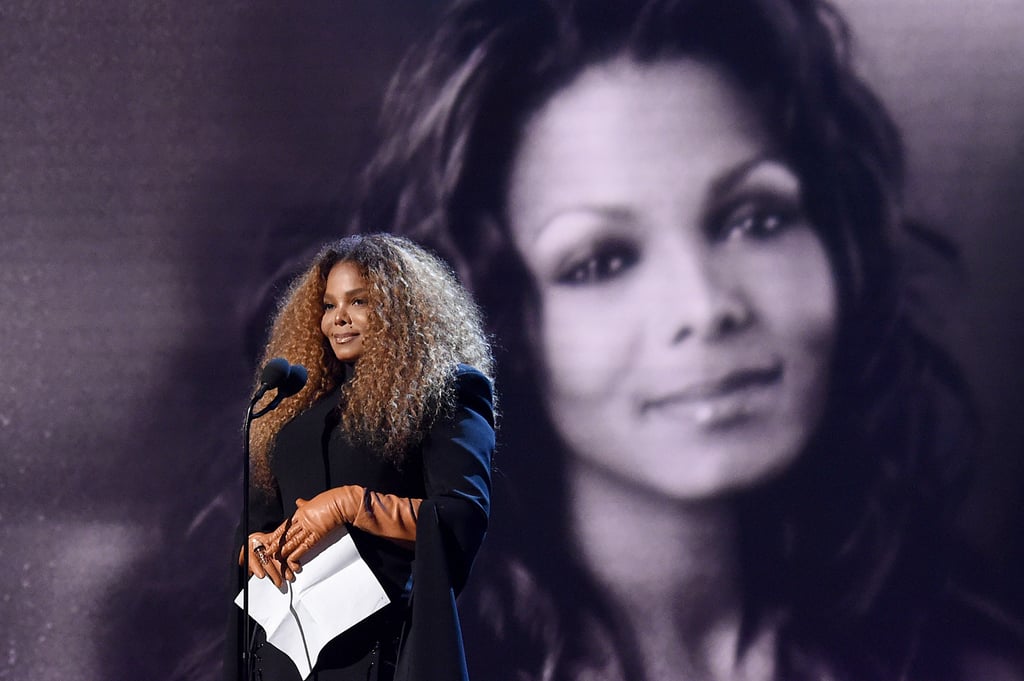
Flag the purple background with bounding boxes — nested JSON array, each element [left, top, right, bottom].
[[2, 1, 1022, 679]]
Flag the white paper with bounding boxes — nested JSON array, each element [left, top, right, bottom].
[[235, 530, 391, 679]]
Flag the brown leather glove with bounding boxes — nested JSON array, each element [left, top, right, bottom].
[[279, 485, 422, 574], [238, 529, 288, 588]]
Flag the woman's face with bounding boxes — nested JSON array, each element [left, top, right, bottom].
[[505, 57, 838, 500], [321, 261, 370, 362]]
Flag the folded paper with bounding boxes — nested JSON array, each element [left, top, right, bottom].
[[235, 531, 391, 679]]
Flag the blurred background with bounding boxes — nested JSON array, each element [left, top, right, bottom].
[[1, 1, 1022, 679]]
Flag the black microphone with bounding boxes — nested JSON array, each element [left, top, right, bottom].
[[278, 363, 308, 398], [253, 357, 291, 401], [251, 359, 308, 418]]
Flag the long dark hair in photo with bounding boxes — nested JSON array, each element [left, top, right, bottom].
[[348, 0, 1024, 679]]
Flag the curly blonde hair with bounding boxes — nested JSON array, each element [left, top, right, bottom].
[[249, 233, 494, 492]]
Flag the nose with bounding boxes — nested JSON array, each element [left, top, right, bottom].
[[334, 305, 349, 326], [661, 245, 753, 345]]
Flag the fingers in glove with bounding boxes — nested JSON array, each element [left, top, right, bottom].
[[242, 537, 270, 579], [276, 530, 305, 574], [284, 542, 312, 575], [265, 520, 289, 550], [239, 538, 261, 567], [252, 555, 268, 580], [280, 524, 315, 559], [255, 550, 289, 588], [286, 551, 303, 576], [277, 525, 325, 576], [264, 556, 286, 588]]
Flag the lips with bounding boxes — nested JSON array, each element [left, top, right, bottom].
[[332, 332, 359, 344], [641, 361, 783, 414]]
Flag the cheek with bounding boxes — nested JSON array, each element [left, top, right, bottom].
[[782, 246, 837, 353], [538, 289, 637, 402], [352, 309, 373, 338], [739, 232, 838, 351]]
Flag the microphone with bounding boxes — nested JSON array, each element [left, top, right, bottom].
[[278, 363, 308, 398], [251, 358, 308, 418], [253, 357, 291, 401]]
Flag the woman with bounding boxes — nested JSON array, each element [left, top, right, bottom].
[[350, 0, 1024, 679], [226, 233, 496, 681]]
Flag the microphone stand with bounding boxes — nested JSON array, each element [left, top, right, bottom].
[[242, 388, 267, 681], [238, 359, 306, 681]]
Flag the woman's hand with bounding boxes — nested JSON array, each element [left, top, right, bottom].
[[278, 486, 365, 573], [238, 527, 288, 587], [279, 485, 422, 575]]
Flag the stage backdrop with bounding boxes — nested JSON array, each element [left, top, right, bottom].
[[2, 1, 1022, 679]]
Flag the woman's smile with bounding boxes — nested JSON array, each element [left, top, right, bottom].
[[640, 360, 783, 428], [331, 331, 360, 344]]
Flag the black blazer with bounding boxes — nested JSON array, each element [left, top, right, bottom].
[[226, 364, 495, 681]]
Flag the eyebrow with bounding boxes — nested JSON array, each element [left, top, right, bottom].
[[527, 153, 787, 246], [323, 287, 369, 300], [530, 206, 635, 246], [707, 154, 784, 199]]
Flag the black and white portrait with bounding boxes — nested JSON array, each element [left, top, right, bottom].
[[2, 1, 1023, 679]]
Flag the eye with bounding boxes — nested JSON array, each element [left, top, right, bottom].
[[351, 297, 367, 306], [715, 195, 801, 243], [555, 239, 639, 285], [323, 301, 335, 311]]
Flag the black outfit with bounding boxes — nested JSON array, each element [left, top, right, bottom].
[[226, 364, 495, 681]]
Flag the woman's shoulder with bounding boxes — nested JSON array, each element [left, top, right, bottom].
[[420, 364, 495, 450], [452, 363, 494, 400], [454, 362, 490, 380]]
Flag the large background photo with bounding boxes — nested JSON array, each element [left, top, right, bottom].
[[1, 1, 1022, 679]]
